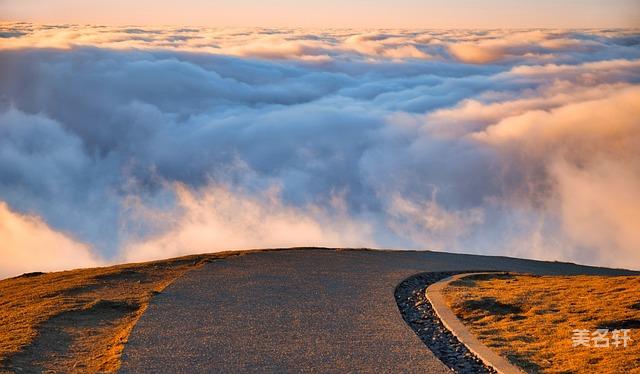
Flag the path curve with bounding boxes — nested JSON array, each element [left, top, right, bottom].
[[120, 248, 633, 373]]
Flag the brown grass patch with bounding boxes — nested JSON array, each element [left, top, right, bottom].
[[0, 249, 291, 373], [443, 274, 640, 373]]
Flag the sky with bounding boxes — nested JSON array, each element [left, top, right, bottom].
[[1, 0, 639, 28]]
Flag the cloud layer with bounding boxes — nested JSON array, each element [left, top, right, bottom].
[[0, 201, 99, 276], [1, 23, 639, 277]]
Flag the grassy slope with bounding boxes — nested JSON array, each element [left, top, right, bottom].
[[0, 249, 282, 373], [443, 274, 640, 373]]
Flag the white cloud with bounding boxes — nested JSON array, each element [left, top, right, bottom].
[[0, 24, 639, 271], [121, 184, 374, 262]]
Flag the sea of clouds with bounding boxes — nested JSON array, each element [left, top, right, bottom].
[[1, 24, 639, 277]]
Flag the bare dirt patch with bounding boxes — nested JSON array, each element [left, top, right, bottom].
[[443, 274, 640, 373]]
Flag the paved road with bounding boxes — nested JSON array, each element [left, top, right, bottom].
[[120, 248, 634, 373]]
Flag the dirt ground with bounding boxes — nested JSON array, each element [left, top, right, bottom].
[[443, 273, 640, 373]]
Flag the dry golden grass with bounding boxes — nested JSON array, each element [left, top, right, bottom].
[[0, 249, 276, 373], [443, 274, 640, 373]]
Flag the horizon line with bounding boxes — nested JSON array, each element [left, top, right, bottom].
[[1, 20, 639, 31]]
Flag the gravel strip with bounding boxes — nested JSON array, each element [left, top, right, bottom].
[[395, 272, 498, 374]]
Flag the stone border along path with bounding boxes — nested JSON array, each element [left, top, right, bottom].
[[426, 273, 525, 374], [395, 271, 499, 374]]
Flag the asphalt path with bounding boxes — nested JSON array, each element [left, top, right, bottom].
[[120, 248, 634, 373]]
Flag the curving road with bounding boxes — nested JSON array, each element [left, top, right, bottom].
[[120, 248, 634, 373]]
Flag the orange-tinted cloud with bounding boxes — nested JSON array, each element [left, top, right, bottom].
[[469, 86, 640, 267], [0, 202, 101, 278]]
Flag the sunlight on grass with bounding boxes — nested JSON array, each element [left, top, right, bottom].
[[0, 253, 233, 372], [443, 274, 640, 373]]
